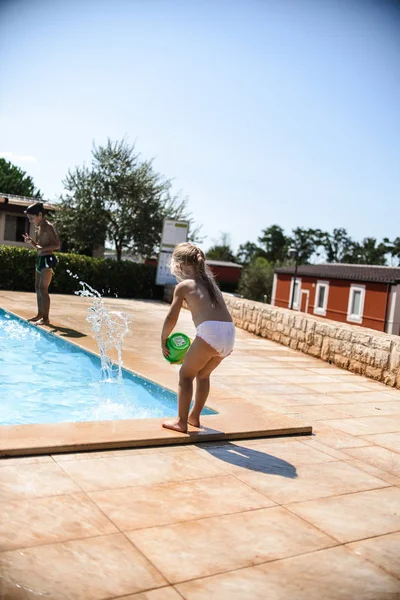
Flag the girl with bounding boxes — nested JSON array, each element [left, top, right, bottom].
[[23, 202, 60, 326], [161, 242, 235, 433]]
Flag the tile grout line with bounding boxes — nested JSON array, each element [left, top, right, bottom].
[[344, 537, 400, 583]]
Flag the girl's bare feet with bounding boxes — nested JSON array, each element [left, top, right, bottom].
[[162, 419, 188, 433], [28, 315, 43, 322], [188, 413, 201, 428]]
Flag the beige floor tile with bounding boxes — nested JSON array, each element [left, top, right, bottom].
[[334, 401, 400, 418], [281, 405, 350, 421], [0, 462, 81, 502], [0, 493, 117, 552], [176, 546, 400, 600], [321, 415, 400, 436], [288, 487, 400, 543], [361, 432, 400, 452], [347, 532, 400, 580], [271, 374, 339, 384], [53, 445, 192, 462], [233, 384, 312, 396], [127, 506, 335, 583], [0, 456, 53, 467], [306, 424, 372, 449], [299, 382, 371, 393], [306, 367, 354, 375], [59, 451, 223, 492], [0, 534, 166, 600], [297, 438, 352, 460], [255, 393, 346, 407], [344, 445, 400, 478], [112, 588, 182, 600], [90, 475, 274, 530], [331, 391, 400, 403], [236, 461, 388, 504], [343, 458, 400, 486]]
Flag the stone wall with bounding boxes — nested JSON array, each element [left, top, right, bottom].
[[223, 294, 400, 389]]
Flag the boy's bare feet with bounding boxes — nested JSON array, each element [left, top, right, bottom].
[[162, 419, 188, 433], [28, 315, 43, 322]]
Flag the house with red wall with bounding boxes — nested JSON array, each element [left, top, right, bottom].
[[272, 264, 400, 335]]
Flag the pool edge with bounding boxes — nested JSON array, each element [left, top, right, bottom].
[[0, 298, 313, 457]]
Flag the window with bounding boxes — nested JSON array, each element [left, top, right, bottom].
[[4, 215, 26, 242], [347, 284, 366, 324], [314, 281, 329, 316], [289, 277, 301, 309]]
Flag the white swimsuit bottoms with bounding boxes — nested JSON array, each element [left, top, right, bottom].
[[196, 321, 236, 358]]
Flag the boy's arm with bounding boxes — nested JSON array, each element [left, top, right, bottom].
[[161, 283, 186, 356]]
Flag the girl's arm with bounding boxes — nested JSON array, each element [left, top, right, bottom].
[[22, 234, 39, 249], [161, 283, 186, 357]]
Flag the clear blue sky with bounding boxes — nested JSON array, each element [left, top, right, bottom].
[[1, 0, 399, 252]]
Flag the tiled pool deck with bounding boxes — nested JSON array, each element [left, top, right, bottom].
[[0, 291, 400, 598]]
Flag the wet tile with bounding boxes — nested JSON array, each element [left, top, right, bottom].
[[0, 493, 117, 551], [127, 506, 335, 583], [343, 445, 400, 478], [112, 588, 181, 600], [235, 461, 388, 504], [0, 534, 166, 600], [59, 451, 223, 492], [289, 487, 400, 542], [320, 415, 400, 436], [0, 462, 81, 502], [176, 546, 400, 600], [90, 475, 273, 530], [347, 532, 400, 580], [361, 432, 400, 452]]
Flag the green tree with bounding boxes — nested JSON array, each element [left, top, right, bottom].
[[344, 238, 388, 265], [321, 228, 354, 263], [383, 237, 400, 266], [54, 139, 199, 259], [206, 233, 236, 262], [238, 257, 275, 302], [236, 241, 265, 265], [258, 225, 288, 263], [0, 158, 41, 198], [288, 227, 324, 264]]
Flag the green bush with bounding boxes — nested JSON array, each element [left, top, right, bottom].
[[0, 246, 161, 299]]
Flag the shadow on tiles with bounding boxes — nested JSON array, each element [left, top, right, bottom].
[[201, 443, 298, 478]]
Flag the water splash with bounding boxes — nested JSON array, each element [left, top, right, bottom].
[[68, 273, 130, 382]]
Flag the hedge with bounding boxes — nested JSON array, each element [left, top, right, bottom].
[[0, 246, 161, 299]]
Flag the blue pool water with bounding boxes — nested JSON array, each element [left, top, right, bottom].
[[0, 310, 215, 426]]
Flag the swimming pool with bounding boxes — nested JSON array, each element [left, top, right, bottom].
[[0, 309, 215, 426]]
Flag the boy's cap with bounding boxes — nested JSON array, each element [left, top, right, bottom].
[[25, 202, 45, 216]]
